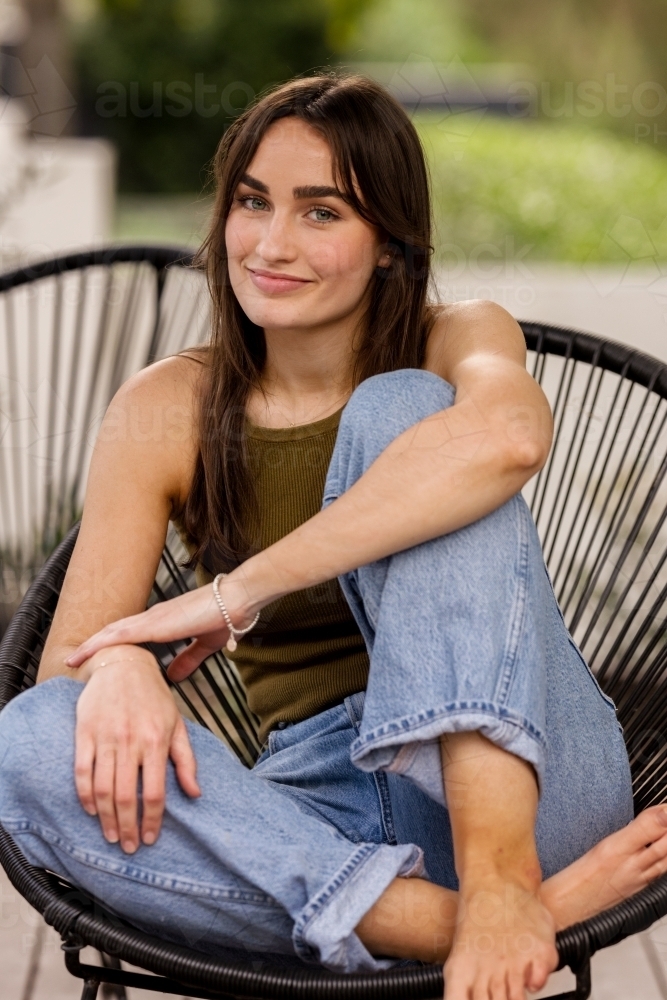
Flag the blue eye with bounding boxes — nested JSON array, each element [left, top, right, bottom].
[[248, 197, 265, 210], [311, 207, 336, 222]]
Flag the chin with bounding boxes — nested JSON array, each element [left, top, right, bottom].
[[236, 297, 318, 331]]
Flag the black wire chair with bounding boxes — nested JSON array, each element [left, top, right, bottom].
[[4, 285, 667, 997], [0, 245, 208, 636]]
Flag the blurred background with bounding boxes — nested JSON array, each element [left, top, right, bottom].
[[2, 0, 667, 353], [0, 0, 666, 256]]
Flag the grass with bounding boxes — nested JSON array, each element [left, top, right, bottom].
[[417, 113, 667, 262], [113, 193, 213, 249]]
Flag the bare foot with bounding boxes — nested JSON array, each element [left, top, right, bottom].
[[445, 872, 557, 1000], [543, 804, 667, 929]]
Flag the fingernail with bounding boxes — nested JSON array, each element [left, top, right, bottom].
[[65, 656, 74, 666], [106, 830, 119, 843], [658, 807, 667, 826], [121, 840, 136, 854], [143, 832, 155, 845], [84, 806, 97, 816]]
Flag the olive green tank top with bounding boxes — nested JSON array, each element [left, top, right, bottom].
[[176, 407, 370, 744]]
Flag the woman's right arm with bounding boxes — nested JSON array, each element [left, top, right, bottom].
[[39, 355, 202, 854]]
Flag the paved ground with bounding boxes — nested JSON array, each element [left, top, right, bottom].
[[435, 260, 667, 364], [4, 264, 667, 998]]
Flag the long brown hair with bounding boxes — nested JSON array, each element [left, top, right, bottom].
[[182, 73, 436, 571]]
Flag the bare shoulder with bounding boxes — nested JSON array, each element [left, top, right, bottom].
[[424, 300, 526, 380], [113, 351, 206, 410], [95, 351, 207, 511]]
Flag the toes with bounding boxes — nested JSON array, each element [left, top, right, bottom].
[[639, 830, 667, 869], [641, 850, 667, 885], [618, 806, 667, 851]]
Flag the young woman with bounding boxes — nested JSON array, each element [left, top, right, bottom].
[[1, 74, 667, 1000]]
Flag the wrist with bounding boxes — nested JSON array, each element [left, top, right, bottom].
[[78, 645, 158, 683], [222, 552, 286, 620]]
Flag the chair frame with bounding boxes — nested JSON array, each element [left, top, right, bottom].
[[3, 263, 667, 997]]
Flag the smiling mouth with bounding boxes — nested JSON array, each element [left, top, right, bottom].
[[247, 268, 312, 294]]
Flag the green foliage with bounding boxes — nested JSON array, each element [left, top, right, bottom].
[[341, 0, 489, 65], [72, 0, 371, 191], [419, 113, 667, 261]]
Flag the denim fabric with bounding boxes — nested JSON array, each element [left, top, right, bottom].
[[0, 678, 422, 972], [324, 369, 633, 877], [0, 368, 633, 973]]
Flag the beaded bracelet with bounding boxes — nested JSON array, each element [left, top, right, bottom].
[[212, 573, 260, 652]]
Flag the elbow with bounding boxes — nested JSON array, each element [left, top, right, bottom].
[[502, 434, 550, 479]]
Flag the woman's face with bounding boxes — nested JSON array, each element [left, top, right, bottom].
[[225, 118, 388, 334]]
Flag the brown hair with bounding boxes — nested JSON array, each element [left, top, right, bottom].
[[181, 73, 436, 571]]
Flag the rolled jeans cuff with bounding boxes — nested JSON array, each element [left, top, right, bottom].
[[350, 704, 547, 806], [293, 841, 424, 973]]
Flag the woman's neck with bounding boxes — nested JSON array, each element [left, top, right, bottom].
[[247, 318, 358, 429]]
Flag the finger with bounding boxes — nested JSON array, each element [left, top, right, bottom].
[[170, 717, 201, 797], [114, 741, 140, 853], [67, 589, 221, 667], [74, 730, 97, 815], [66, 607, 167, 666], [167, 634, 227, 682], [93, 740, 120, 843], [140, 743, 168, 845]]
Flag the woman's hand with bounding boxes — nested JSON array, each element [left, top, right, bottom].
[[75, 647, 201, 852], [65, 575, 260, 683]]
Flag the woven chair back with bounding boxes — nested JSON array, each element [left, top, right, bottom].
[[0, 248, 208, 633]]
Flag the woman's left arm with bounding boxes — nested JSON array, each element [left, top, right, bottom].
[[68, 301, 553, 674], [236, 300, 553, 608]]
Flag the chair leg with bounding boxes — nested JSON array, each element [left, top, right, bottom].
[[100, 952, 128, 1000], [80, 979, 100, 1000]]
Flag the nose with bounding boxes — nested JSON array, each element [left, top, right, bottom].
[[254, 209, 299, 264]]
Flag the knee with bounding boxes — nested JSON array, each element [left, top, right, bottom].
[[342, 370, 454, 438], [324, 370, 455, 502], [0, 678, 78, 796]]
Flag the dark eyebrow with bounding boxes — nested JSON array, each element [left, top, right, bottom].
[[293, 184, 349, 202], [240, 173, 269, 193], [239, 175, 349, 202]]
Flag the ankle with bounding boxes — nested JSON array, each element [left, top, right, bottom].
[[459, 853, 542, 897]]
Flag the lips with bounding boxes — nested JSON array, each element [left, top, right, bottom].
[[247, 268, 311, 295]]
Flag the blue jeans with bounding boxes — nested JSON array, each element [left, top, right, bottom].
[[0, 370, 633, 974]]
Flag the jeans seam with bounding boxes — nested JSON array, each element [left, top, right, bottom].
[[4, 820, 279, 905], [343, 693, 395, 843], [372, 771, 397, 845], [351, 702, 546, 753], [291, 843, 381, 962], [496, 498, 530, 707]]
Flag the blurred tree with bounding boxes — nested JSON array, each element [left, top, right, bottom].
[[460, 0, 667, 146], [341, 0, 488, 65], [69, 0, 371, 191]]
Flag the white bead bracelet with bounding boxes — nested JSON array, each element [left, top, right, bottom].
[[212, 573, 260, 652]]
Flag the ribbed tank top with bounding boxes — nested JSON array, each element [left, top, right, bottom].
[[177, 406, 370, 744]]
